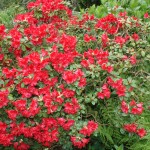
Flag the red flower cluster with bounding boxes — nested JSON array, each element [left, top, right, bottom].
[[95, 14, 122, 34], [71, 137, 90, 149], [60, 34, 77, 52], [0, 90, 9, 109], [13, 99, 40, 118], [0, 25, 6, 39], [121, 99, 144, 115], [121, 100, 129, 114], [50, 50, 78, 73], [122, 55, 137, 65], [14, 142, 30, 150], [124, 123, 146, 138], [64, 98, 80, 114], [81, 49, 113, 73], [84, 34, 96, 42], [57, 118, 75, 131], [97, 83, 111, 99], [79, 121, 98, 136], [107, 77, 126, 97], [63, 70, 78, 84]]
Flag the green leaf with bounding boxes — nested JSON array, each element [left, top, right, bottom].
[[141, 51, 145, 57], [88, 5, 96, 14], [101, 0, 108, 4]]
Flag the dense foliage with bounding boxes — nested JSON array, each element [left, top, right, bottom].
[[0, 0, 32, 10], [86, 0, 150, 19], [0, 0, 150, 150]]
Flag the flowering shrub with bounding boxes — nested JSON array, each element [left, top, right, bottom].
[[0, 0, 150, 149]]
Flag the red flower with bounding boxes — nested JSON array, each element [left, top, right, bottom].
[[0, 24, 6, 38], [6, 110, 18, 121], [62, 88, 75, 98], [101, 33, 108, 47], [121, 100, 129, 114], [79, 121, 98, 136], [2, 68, 17, 79], [0, 53, 4, 61], [84, 34, 96, 42], [0, 121, 7, 133], [109, 78, 126, 97], [0, 90, 9, 108], [75, 69, 84, 78], [60, 33, 77, 52], [13, 142, 30, 150], [130, 55, 137, 65], [136, 128, 147, 138], [132, 33, 139, 41], [13, 99, 26, 111], [71, 136, 90, 149], [130, 99, 136, 106], [57, 118, 75, 131], [62, 119, 75, 131], [124, 123, 137, 133], [115, 36, 126, 47], [64, 98, 80, 114], [0, 133, 14, 146], [131, 102, 144, 115], [144, 12, 149, 18], [78, 78, 86, 87], [81, 59, 89, 68], [97, 84, 111, 99], [101, 63, 113, 73], [119, 11, 127, 17], [95, 14, 120, 34], [63, 70, 77, 84]]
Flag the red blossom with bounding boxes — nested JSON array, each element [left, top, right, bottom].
[[0, 24, 6, 38], [101, 33, 108, 47], [0, 90, 9, 108], [107, 77, 126, 97], [144, 12, 149, 18], [95, 14, 121, 34], [131, 102, 144, 115], [64, 98, 80, 114], [84, 34, 96, 42], [62, 88, 75, 98], [97, 84, 111, 99], [14, 142, 30, 150], [71, 136, 90, 149], [0, 53, 4, 61], [60, 33, 77, 52], [130, 99, 136, 106], [115, 36, 126, 47], [79, 121, 98, 136], [136, 128, 147, 138], [132, 33, 139, 41], [130, 55, 137, 65], [6, 110, 18, 121], [62, 70, 77, 84], [124, 123, 137, 133], [121, 100, 129, 114], [78, 78, 86, 87]]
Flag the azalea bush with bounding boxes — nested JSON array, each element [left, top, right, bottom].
[[0, 0, 150, 150]]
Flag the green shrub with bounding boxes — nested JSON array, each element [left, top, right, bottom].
[[0, 5, 25, 28], [86, 0, 150, 18]]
